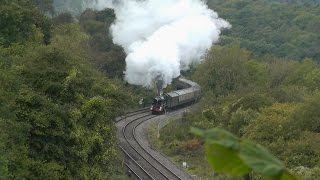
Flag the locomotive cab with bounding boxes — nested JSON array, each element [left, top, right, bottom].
[[151, 96, 166, 114]]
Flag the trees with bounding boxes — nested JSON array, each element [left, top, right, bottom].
[[193, 45, 251, 96], [0, 0, 52, 46], [192, 128, 297, 179], [0, 2, 37, 46], [161, 41, 320, 178], [79, 9, 126, 79], [207, 0, 320, 62], [32, 0, 54, 15], [292, 93, 320, 133], [0, 22, 132, 178]]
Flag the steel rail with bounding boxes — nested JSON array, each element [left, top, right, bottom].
[[116, 108, 149, 122], [119, 145, 154, 180], [116, 108, 185, 180], [122, 115, 182, 180], [132, 116, 183, 180], [123, 115, 165, 179], [125, 162, 141, 180]]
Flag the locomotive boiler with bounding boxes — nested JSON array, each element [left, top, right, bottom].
[[151, 78, 201, 114]]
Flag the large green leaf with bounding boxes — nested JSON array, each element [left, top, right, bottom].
[[192, 127, 240, 149], [193, 128, 251, 176], [205, 143, 251, 176], [192, 128, 297, 179], [239, 140, 284, 177]]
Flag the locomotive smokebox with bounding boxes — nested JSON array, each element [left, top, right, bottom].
[[156, 78, 164, 96]]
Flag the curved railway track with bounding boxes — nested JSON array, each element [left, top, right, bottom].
[[116, 109, 189, 180]]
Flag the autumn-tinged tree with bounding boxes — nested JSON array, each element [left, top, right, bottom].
[[207, 0, 320, 62], [79, 8, 126, 79], [0, 24, 132, 179], [0, 0, 52, 46], [193, 45, 251, 96]]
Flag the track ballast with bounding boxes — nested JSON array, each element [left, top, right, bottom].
[[116, 109, 189, 180]]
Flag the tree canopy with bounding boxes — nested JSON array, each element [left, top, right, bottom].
[[208, 0, 320, 62], [0, 2, 135, 178]]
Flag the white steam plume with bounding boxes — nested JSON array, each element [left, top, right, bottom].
[[86, 0, 231, 88]]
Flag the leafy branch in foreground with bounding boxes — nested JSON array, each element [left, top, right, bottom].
[[191, 127, 298, 179]]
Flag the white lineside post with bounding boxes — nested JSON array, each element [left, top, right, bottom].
[[139, 98, 143, 108], [182, 162, 187, 168]]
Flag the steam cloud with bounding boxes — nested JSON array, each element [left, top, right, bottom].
[[85, 0, 230, 87]]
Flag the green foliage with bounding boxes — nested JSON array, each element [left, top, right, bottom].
[[271, 85, 310, 103], [0, 24, 131, 179], [245, 103, 299, 143], [175, 44, 320, 178], [192, 128, 297, 179], [292, 92, 320, 133], [293, 166, 320, 180], [193, 44, 251, 95], [208, 0, 320, 61], [229, 108, 258, 137], [53, 0, 83, 15], [32, 0, 54, 15], [244, 102, 320, 168], [231, 93, 274, 112], [53, 12, 74, 25], [284, 132, 320, 168], [206, 143, 250, 177], [0, 1, 38, 46], [79, 9, 126, 79], [2, 0, 320, 179], [0, 0, 52, 46], [245, 60, 270, 87]]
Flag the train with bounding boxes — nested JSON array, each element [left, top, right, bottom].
[[151, 78, 201, 114]]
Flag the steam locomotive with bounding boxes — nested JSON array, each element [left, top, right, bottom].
[[151, 78, 201, 114]]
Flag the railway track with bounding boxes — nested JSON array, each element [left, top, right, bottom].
[[116, 109, 186, 180]]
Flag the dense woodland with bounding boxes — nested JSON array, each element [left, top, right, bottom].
[[0, 0, 138, 179], [1, 0, 320, 179], [154, 0, 320, 179], [208, 0, 320, 61]]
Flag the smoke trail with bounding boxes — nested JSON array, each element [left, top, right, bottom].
[[86, 0, 230, 88]]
